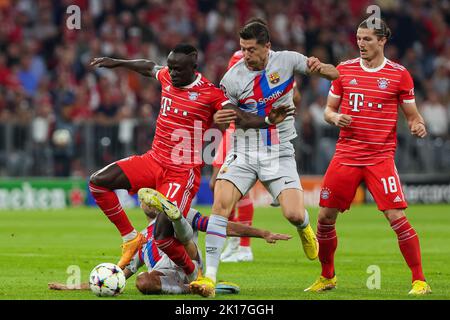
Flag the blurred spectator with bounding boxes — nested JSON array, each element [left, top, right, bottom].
[[420, 91, 450, 171], [422, 91, 449, 139], [0, 0, 448, 177]]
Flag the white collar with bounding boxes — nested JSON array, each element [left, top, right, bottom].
[[360, 57, 387, 73]]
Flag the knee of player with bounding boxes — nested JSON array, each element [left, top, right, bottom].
[[212, 196, 234, 216], [89, 171, 100, 186], [318, 207, 339, 224], [135, 272, 161, 295], [384, 209, 405, 223], [318, 215, 338, 225], [283, 209, 305, 225], [89, 170, 107, 187], [287, 215, 304, 225]]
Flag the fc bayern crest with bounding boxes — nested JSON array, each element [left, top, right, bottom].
[[188, 92, 199, 101], [269, 72, 280, 84], [377, 78, 390, 90], [320, 188, 331, 200]]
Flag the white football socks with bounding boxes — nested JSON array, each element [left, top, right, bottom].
[[172, 216, 194, 244], [296, 209, 310, 230], [204, 214, 228, 283]]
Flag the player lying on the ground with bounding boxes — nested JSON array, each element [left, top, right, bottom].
[[48, 192, 291, 294]]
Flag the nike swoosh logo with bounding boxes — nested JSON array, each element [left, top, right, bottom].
[[284, 180, 295, 185]]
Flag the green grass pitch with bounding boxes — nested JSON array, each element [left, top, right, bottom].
[[0, 204, 449, 300]]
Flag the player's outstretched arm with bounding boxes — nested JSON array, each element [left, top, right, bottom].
[[214, 104, 294, 129], [307, 56, 339, 80], [400, 102, 427, 138], [48, 282, 90, 290], [193, 211, 290, 243], [226, 221, 292, 244], [90, 57, 161, 78], [48, 269, 135, 291]]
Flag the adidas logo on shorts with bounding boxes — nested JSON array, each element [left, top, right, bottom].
[[393, 195, 402, 203]]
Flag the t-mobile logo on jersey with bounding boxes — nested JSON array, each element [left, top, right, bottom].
[[349, 93, 383, 112], [161, 97, 188, 117], [349, 93, 364, 112], [161, 97, 172, 116]]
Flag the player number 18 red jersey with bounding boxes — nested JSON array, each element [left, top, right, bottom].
[[329, 57, 415, 166]]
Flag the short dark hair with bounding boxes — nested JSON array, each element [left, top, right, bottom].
[[358, 18, 392, 40], [244, 17, 268, 27], [172, 43, 198, 55], [239, 19, 270, 45]]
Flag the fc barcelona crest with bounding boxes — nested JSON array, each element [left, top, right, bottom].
[[269, 72, 280, 84]]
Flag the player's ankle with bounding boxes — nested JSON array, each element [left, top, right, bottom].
[[205, 268, 217, 283], [238, 246, 252, 253]]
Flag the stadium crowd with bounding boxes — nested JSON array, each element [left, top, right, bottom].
[[0, 0, 449, 177]]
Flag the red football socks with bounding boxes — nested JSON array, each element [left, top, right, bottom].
[[155, 236, 195, 275], [237, 196, 254, 247], [89, 183, 134, 236], [317, 221, 338, 279], [390, 216, 425, 282]]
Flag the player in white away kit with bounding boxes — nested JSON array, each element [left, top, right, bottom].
[[48, 191, 291, 295], [190, 19, 339, 297]]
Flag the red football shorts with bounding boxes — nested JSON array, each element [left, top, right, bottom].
[[319, 157, 408, 212], [116, 152, 201, 217]]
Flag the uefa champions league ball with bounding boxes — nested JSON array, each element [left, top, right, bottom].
[[89, 263, 126, 297]]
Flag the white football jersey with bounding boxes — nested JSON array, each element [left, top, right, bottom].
[[220, 50, 308, 152]]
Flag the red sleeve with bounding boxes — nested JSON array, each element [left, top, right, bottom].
[[398, 69, 415, 104], [155, 67, 169, 84], [209, 86, 231, 111], [328, 64, 343, 98], [195, 214, 209, 232], [227, 51, 243, 70]]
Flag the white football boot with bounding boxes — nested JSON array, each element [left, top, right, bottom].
[[221, 246, 253, 262], [220, 237, 239, 262]]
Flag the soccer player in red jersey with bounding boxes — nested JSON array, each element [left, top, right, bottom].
[[89, 44, 291, 279], [304, 18, 431, 295]]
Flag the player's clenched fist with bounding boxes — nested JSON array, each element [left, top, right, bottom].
[[90, 57, 120, 68], [307, 56, 322, 73], [411, 122, 427, 138], [333, 113, 352, 127]]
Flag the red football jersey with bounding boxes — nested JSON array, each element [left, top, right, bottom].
[[148, 67, 230, 171], [212, 51, 242, 167], [227, 50, 244, 70], [329, 57, 415, 166]]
